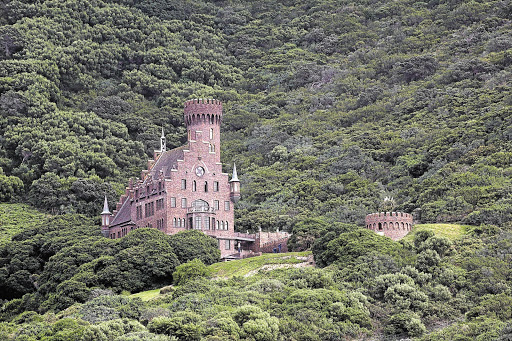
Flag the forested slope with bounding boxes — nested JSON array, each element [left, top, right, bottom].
[[0, 0, 511, 230], [1, 0, 512, 339]]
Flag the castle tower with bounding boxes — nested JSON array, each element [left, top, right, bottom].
[[365, 212, 413, 241], [184, 99, 222, 163], [230, 163, 241, 203]]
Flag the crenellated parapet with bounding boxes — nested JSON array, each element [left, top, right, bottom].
[[184, 98, 222, 126], [365, 211, 413, 241]]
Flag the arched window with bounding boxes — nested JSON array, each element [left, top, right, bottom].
[[192, 180, 196, 192], [383, 222, 388, 229], [396, 222, 399, 229], [204, 181, 208, 192], [192, 200, 209, 213], [216, 220, 220, 230], [210, 128, 213, 139], [226, 222, 229, 230], [378, 223, 382, 230], [173, 218, 177, 227]]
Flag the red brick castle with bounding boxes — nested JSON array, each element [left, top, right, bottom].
[[101, 99, 289, 259]]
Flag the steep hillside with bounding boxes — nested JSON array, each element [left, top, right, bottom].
[[0, 0, 510, 231]]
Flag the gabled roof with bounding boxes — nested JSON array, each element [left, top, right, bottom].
[[110, 145, 186, 228], [147, 146, 186, 180], [109, 197, 132, 227]]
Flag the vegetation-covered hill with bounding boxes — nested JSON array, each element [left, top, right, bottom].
[[1, 222, 512, 340], [0, 0, 511, 230], [1, 0, 512, 339]]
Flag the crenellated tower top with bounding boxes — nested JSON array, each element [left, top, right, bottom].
[[184, 98, 222, 127], [184, 99, 223, 162]]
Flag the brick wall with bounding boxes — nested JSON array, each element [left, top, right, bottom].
[[365, 212, 413, 241]]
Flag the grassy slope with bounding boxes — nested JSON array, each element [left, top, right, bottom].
[[403, 223, 469, 243], [130, 288, 161, 301], [208, 251, 312, 278], [130, 251, 312, 301], [0, 203, 46, 247]]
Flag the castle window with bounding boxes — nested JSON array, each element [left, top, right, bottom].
[[225, 222, 229, 231], [182, 218, 185, 227], [170, 197, 176, 208], [204, 181, 208, 192], [181, 198, 187, 208], [204, 216, 210, 230], [225, 240, 230, 250], [210, 128, 213, 139], [181, 179, 186, 190], [214, 200, 219, 211], [158, 182, 161, 192], [213, 181, 219, 192], [192, 180, 196, 192], [216, 220, 220, 230], [195, 216, 202, 229], [224, 201, 230, 211]]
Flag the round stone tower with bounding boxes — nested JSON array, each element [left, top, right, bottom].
[[365, 212, 413, 241], [184, 99, 222, 163]]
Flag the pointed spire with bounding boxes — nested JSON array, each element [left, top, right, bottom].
[[101, 195, 111, 214], [230, 163, 239, 182], [160, 126, 166, 152]]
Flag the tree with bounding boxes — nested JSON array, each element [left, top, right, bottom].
[[173, 259, 210, 286], [168, 230, 220, 265]]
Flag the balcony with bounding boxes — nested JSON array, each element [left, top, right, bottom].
[[187, 207, 216, 213]]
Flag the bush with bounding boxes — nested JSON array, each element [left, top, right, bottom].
[[148, 312, 202, 341], [168, 230, 220, 265], [384, 311, 426, 337], [173, 259, 210, 286]]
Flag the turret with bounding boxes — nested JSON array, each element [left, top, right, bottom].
[[160, 126, 166, 152], [184, 99, 222, 162], [101, 195, 111, 237], [230, 163, 241, 203]]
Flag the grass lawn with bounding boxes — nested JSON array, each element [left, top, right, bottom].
[[208, 251, 312, 278], [129, 252, 312, 300], [129, 288, 161, 301], [0, 203, 46, 247], [403, 223, 469, 243]]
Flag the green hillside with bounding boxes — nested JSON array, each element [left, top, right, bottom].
[[0, 0, 510, 231], [209, 251, 312, 278], [403, 223, 468, 242], [0, 203, 46, 246], [0, 0, 512, 339]]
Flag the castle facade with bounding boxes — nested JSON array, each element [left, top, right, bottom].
[[101, 99, 289, 259]]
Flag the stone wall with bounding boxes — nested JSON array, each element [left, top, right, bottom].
[[365, 212, 413, 241]]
